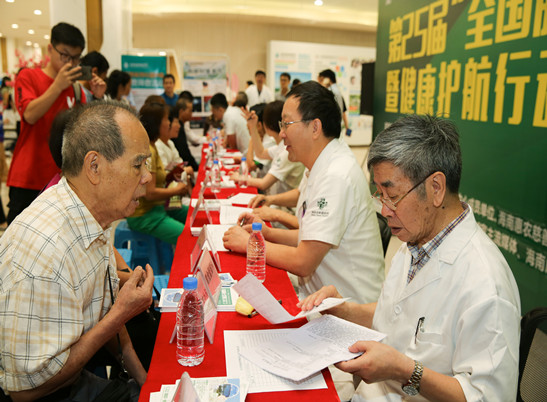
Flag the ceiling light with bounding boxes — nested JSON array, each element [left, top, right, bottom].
[[25, 41, 32, 46], [33, 43, 39, 48], [314, 0, 323, 5], [6, 0, 15, 3], [28, 29, 35, 34], [34, 9, 42, 15], [11, 23, 19, 29], [44, 34, 50, 40]]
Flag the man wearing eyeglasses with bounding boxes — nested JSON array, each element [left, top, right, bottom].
[[8, 22, 105, 224], [224, 81, 385, 305], [298, 114, 521, 401]]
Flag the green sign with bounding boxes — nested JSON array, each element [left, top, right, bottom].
[[375, 0, 547, 312], [121, 55, 166, 89]]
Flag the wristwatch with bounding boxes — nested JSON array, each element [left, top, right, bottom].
[[402, 360, 424, 396]]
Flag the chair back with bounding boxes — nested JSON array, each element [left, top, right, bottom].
[[518, 306, 547, 402]]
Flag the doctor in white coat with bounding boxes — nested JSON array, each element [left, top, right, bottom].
[[299, 114, 521, 401]]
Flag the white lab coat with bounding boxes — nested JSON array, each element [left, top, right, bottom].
[[353, 209, 521, 401]]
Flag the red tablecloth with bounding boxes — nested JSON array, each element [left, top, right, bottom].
[[138, 150, 340, 401]]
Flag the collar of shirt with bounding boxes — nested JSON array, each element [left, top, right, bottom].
[[59, 176, 112, 249], [307, 138, 339, 184], [407, 202, 470, 283]]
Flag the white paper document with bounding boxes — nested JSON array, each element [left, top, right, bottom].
[[232, 273, 349, 324], [240, 314, 386, 381], [204, 224, 232, 252], [224, 329, 327, 393], [219, 206, 252, 225], [227, 192, 256, 206]]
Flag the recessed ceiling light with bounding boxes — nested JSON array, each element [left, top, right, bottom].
[[314, 0, 323, 5], [25, 41, 32, 46], [28, 29, 35, 34], [6, 0, 15, 3], [11, 24, 19, 29], [33, 43, 39, 48], [34, 9, 42, 15], [44, 34, 50, 40]]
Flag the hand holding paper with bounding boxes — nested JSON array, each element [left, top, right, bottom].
[[232, 274, 349, 324]]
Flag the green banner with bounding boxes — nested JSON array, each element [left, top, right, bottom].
[[375, 0, 547, 312], [121, 55, 166, 89]]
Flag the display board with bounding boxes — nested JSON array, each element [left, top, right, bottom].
[[267, 40, 376, 145], [121, 55, 166, 111], [375, 0, 547, 311]]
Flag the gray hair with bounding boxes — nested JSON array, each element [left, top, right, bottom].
[[62, 101, 138, 177], [367, 114, 462, 194]]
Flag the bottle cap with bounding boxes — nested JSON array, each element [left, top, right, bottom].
[[183, 276, 198, 290], [242, 157, 247, 161], [252, 222, 262, 231], [213, 159, 219, 164]]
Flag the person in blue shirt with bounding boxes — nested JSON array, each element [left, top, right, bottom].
[[161, 74, 177, 108]]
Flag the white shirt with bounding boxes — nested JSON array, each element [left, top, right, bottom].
[[267, 142, 305, 195], [155, 138, 183, 169], [296, 139, 384, 304], [353, 209, 521, 401], [245, 84, 274, 107], [223, 106, 250, 154]]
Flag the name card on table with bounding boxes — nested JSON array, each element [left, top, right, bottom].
[[190, 225, 222, 273]]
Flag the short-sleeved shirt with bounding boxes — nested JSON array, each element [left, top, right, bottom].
[[245, 84, 274, 107], [9, 68, 86, 190], [223, 106, 250, 153], [266, 142, 305, 195], [0, 177, 117, 392], [296, 139, 384, 303], [161, 92, 178, 108], [132, 144, 166, 217], [156, 138, 183, 169]]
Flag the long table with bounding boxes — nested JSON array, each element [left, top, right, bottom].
[[139, 153, 340, 401]]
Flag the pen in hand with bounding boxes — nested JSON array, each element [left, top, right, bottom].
[[240, 217, 246, 227]]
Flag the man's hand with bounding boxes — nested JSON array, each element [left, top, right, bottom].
[[297, 285, 342, 311], [336, 341, 414, 385], [253, 206, 280, 222], [89, 73, 106, 99], [246, 110, 258, 132], [53, 63, 82, 92], [248, 194, 270, 208], [222, 225, 251, 254], [112, 265, 154, 322]]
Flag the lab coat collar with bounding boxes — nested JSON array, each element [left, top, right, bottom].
[[397, 208, 477, 302]]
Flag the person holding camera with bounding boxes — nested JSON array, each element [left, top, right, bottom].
[[7, 22, 106, 224]]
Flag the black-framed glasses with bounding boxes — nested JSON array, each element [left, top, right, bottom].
[[372, 172, 435, 211], [278, 120, 309, 131], [52, 43, 81, 64]]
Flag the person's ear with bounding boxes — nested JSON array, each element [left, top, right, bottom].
[[311, 118, 322, 140], [84, 151, 101, 185], [430, 171, 447, 208]]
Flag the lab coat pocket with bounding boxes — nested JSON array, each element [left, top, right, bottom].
[[414, 330, 452, 374]]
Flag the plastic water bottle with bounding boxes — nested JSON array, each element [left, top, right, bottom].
[[239, 157, 249, 188], [246, 222, 266, 282], [211, 159, 221, 193], [176, 276, 204, 366], [215, 129, 225, 155], [206, 142, 214, 169]]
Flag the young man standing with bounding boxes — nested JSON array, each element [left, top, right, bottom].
[[245, 70, 274, 107], [275, 72, 291, 101], [7, 22, 105, 224], [161, 74, 177, 108]]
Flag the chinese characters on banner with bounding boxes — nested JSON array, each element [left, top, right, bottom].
[[375, 0, 547, 311]]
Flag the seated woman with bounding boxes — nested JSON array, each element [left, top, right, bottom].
[[231, 101, 304, 196], [106, 70, 132, 103], [155, 107, 194, 180], [127, 101, 190, 245]]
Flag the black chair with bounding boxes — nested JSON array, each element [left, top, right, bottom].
[[376, 212, 391, 256], [517, 306, 547, 402]]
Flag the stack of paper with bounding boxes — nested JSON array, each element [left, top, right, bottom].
[[150, 374, 248, 402], [158, 288, 183, 313]]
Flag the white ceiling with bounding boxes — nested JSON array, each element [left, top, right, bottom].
[[0, 0, 378, 49]]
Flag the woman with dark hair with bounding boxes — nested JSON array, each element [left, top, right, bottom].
[[126, 101, 190, 245], [106, 69, 132, 102]]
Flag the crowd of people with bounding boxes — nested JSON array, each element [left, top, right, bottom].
[[0, 20, 521, 402]]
